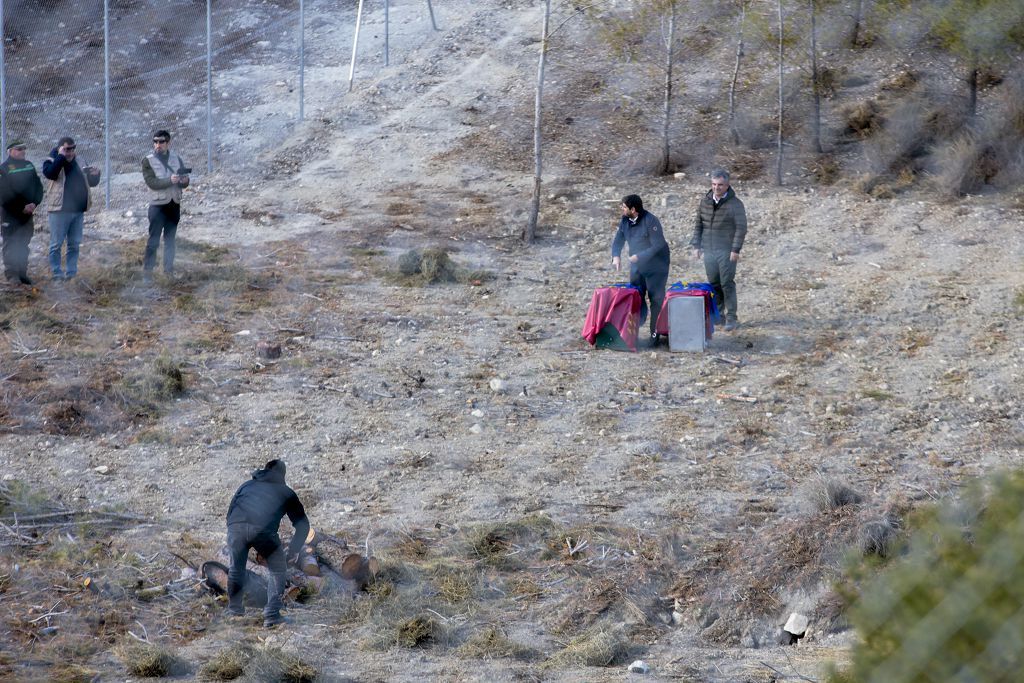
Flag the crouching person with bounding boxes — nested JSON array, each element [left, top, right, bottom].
[[225, 459, 309, 628]]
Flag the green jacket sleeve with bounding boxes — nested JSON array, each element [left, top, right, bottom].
[[142, 158, 173, 191]]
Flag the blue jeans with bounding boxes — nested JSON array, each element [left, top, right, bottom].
[[48, 212, 84, 277]]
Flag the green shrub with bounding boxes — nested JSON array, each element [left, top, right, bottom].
[[830, 470, 1024, 682]]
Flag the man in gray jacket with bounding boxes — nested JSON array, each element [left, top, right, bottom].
[[141, 130, 189, 281], [690, 170, 747, 331], [611, 194, 671, 345]]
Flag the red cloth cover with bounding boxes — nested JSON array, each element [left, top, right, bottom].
[[655, 290, 714, 340], [581, 286, 642, 352]]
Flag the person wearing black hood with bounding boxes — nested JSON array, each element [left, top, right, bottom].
[[690, 170, 748, 331], [225, 459, 309, 628], [0, 141, 44, 285], [611, 194, 672, 346]]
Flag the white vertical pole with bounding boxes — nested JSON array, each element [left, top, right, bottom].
[[103, 0, 110, 209], [348, 0, 365, 92], [0, 0, 5, 156], [207, 0, 213, 172], [426, 0, 438, 31], [384, 0, 389, 67], [299, 0, 305, 120]]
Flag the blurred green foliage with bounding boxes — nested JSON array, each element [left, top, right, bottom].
[[831, 470, 1024, 682]]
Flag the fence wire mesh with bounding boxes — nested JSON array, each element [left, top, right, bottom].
[[0, 0, 310, 209]]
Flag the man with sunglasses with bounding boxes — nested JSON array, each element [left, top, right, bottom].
[[0, 141, 44, 286], [42, 136, 101, 281], [141, 130, 189, 281]]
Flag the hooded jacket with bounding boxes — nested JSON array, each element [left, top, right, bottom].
[[611, 209, 671, 277], [690, 187, 748, 254], [226, 461, 309, 560]]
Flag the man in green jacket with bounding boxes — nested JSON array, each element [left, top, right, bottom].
[[141, 130, 189, 281], [0, 141, 45, 285], [690, 170, 748, 331]]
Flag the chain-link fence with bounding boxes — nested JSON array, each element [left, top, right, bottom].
[[0, 0, 310, 209]]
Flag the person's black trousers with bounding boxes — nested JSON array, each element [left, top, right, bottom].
[[226, 522, 288, 620], [144, 201, 180, 274], [629, 268, 669, 337], [1, 218, 34, 280]]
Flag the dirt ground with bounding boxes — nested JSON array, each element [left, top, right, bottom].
[[1, 1, 1023, 681]]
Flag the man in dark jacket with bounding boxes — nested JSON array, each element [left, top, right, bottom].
[[611, 194, 671, 345], [42, 136, 101, 281], [690, 170, 747, 331], [225, 459, 309, 628], [0, 141, 44, 285]]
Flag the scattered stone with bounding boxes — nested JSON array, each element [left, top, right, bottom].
[[256, 341, 282, 360], [235, 329, 251, 336], [784, 612, 809, 639], [471, 409, 484, 418], [94, 465, 110, 475], [628, 660, 651, 674], [469, 423, 483, 434], [489, 378, 506, 393]]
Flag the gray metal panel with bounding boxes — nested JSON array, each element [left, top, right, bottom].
[[668, 296, 706, 352]]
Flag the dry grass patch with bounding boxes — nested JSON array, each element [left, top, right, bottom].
[[896, 327, 932, 355], [431, 564, 476, 604], [395, 614, 446, 648], [388, 247, 494, 287], [546, 625, 629, 668], [815, 479, 864, 512], [198, 647, 249, 681], [115, 642, 186, 677], [507, 575, 543, 602], [457, 625, 536, 660], [246, 643, 319, 683], [465, 515, 561, 569], [47, 664, 99, 683], [860, 387, 894, 401]]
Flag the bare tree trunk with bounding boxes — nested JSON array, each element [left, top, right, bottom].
[[660, 0, 677, 174], [967, 52, 978, 118], [776, 0, 784, 185], [729, 1, 746, 146], [809, 0, 823, 154], [524, 0, 551, 244], [849, 0, 866, 48]]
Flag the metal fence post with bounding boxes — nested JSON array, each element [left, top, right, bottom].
[[207, 0, 213, 173], [104, 0, 110, 209], [426, 0, 438, 31], [349, 0, 365, 92], [299, 0, 305, 121], [1, 0, 6, 156]]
